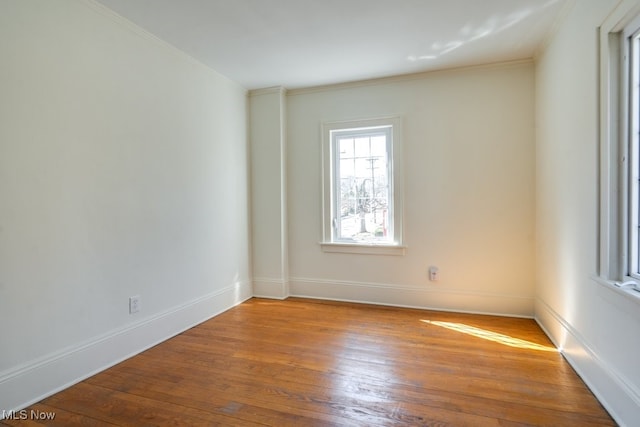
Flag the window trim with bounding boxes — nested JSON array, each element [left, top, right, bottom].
[[597, 0, 640, 304], [625, 19, 640, 281], [320, 116, 405, 255]]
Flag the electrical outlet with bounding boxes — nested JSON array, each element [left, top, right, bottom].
[[428, 266, 439, 281], [129, 295, 140, 314]]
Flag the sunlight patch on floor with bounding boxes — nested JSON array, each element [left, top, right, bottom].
[[421, 320, 558, 352]]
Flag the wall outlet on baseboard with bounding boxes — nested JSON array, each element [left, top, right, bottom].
[[129, 295, 140, 314]]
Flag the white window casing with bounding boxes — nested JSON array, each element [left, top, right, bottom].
[[597, 0, 640, 303], [321, 116, 405, 255]]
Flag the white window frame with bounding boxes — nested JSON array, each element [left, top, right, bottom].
[[627, 19, 640, 281], [597, 0, 640, 304], [321, 117, 405, 255]]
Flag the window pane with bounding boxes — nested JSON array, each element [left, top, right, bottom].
[[339, 158, 354, 177], [630, 32, 640, 277], [370, 135, 387, 157], [339, 137, 354, 158], [334, 128, 391, 243]]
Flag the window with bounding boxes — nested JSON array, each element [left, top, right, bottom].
[[628, 21, 640, 279], [598, 3, 640, 301], [321, 117, 404, 255]]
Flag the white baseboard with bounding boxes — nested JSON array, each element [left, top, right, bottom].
[[0, 281, 252, 415], [289, 277, 534, 317], [535, 298, 640, 427], [253, 277, 289, 299]]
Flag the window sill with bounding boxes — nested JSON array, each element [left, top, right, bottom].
[[592, 276, 640, 306], [320, 242, 406, 256]]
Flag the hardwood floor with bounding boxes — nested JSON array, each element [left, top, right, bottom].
[[2, 298, 615, 426]]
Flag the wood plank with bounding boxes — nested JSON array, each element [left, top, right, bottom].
[[4, 298, 616, 426]]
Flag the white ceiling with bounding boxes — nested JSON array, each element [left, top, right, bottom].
[[95, 0, 569, 90]]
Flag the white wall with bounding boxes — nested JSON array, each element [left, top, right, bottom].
[[284, 62, 536, 316], [535, 0, 640, 424], [249, 88, 289, 298], [0, 0, 251, 411]]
